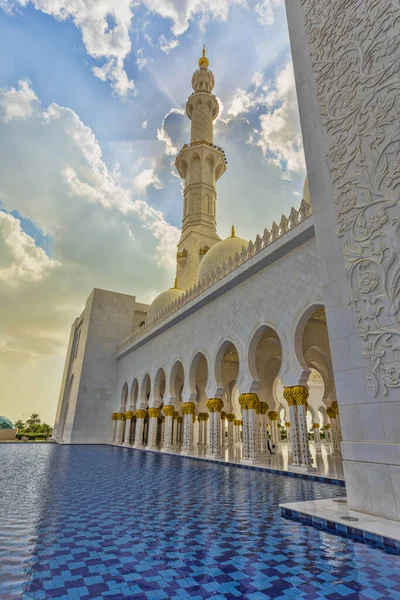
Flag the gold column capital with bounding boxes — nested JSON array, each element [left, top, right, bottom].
[[331, 400, 339, 415], [135, 409, 146, 419], [227, 413, 236, 422], [268, 411, 279, 421], [125, 411, 134, 420], [173, 411, 179, 419], [259, 402, 268, 415], [285, 421, 291, 428], [148, 407, 160, 418], [163, 405, 175, 417], [326, 407, 336, 419], [312, 423, 320, 429], [112, 413, 117, 420], [115, 412, 125, 420], [182, 402, 195, 415], [238, 393, 259, 410], [284, 386, 309, 406], [206, 398, 224, 413]]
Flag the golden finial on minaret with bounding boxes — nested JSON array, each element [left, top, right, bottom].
[[198, 44, 209, 69], [174, 277, 178, 289], [231, 225, 236, 238]]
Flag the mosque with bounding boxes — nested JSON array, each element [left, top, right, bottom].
[[53, 9, 400, 529]]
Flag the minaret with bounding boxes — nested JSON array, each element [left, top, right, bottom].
[[175, 47, 227, 291]]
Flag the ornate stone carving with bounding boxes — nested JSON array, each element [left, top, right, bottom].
[[301, 0, 400, 396]]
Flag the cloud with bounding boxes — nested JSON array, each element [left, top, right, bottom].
[[254, 0, 283, 26], [0, 78, 39, 122], [227, 60, 305, 177], [133, 167, 163, 193], [141, 119, 148, 129], [0, 211, 57, 285], [257, 60, 305, 175], [1, 0, 135, 96], [158, 34, 179, 54], [0, 79, 180, 371], [142, 0, 246, 36], [157, 107, 185, 156]]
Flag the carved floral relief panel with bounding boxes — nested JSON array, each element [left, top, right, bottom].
[[301, 0, 400, 396]]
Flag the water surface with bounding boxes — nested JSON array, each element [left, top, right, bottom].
[[0, 444, 399, 599]]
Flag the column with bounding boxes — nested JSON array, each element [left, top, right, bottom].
[[123, 411, 134, 446], [115, 413, 125, 445], [203, 413, 209, 446], [197, 413, 206, 445], [234, 420, 240, 443], [285, 421, 291, 444], [160, 416, 165, 444], [312, 423, 321, 443], [258, 403, 268, 455], [206, 398, 224, 458], [292, 386, 313, 468], [227, 414, 235, 447], [178, 416, 183, 443], [283, 389, 301, 466], [239, 393, 259, 464], [220, 411, 227, 447], [162, 405, 174, 451], [327, 407, 341, 455], [172, 411, 179, 445], [324, 424, 331, 443], [331, 401, 342, 442], [111, 413, 117, 443], [134, 410, 146, 448], [146, 408, 160, 449], [268, 411, 279, 448], [181, 402, 195, 454]]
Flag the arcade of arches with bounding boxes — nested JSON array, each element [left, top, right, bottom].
[[111, 307, 343, 477]]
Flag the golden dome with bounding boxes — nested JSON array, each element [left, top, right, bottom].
[[198, 45, 209, 69], [197, 229, 248, 282], [148, 280, 182, 318]]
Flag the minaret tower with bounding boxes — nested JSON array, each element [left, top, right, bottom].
[[175, 46, 227, 291]]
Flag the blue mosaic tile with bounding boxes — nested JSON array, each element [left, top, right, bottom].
[[0, 444, 399, 600], [281, 507, 400, 556]]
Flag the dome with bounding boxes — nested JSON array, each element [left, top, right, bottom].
[[303, 176, 311, 205], [198, 45, 209, 69], [0, 416, 14, 429], [148, 283, 183, 318], [198, 227, 248, 282]]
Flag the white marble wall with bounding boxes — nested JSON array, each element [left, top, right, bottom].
[[286, 0, 400, 520]]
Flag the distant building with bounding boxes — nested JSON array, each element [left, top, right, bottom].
[[0, 416, 17, 441]]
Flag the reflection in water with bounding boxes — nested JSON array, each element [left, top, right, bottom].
[[0, 445, 398, 599]]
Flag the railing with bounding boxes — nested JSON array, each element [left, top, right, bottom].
[[118, 200, 312, 353]]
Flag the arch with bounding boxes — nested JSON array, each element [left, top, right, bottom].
[[130, 378, 139, 409], [180, 160, 188, 179], [120, 382, 128, 410], [169, 360, 185, 401], [214, 339, 242, 398], [188, 350, 209, 401], [205, 154, 214, 173], [140, 373, 151, 406], [215, 163, 223, 180], [292, 303, 325, 374], [246, 324, 282, 392], [154, 367, 166, 405]]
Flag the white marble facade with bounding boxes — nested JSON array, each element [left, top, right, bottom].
[[54, 20, 400, 524]]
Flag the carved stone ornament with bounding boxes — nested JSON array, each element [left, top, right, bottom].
[[301, 0, 400, 396]]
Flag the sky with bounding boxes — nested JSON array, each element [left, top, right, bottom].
[[0, 0, 306, 425]]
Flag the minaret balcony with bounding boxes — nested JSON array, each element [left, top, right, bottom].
[[175, 141, 227, 181]]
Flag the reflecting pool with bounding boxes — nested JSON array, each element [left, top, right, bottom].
[[1, 445, 399, 599]]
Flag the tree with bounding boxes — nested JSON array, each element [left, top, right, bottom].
[[14, 420, 25, 430], [26, 413, 41, 433]]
